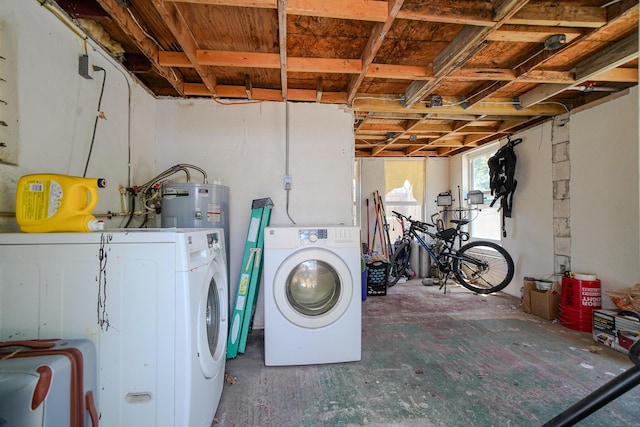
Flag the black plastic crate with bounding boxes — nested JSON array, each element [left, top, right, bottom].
[[366, 260, 389, 296]]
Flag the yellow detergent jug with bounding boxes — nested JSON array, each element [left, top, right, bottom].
[[16, 174, 107, 232]]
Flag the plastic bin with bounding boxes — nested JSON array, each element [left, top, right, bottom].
[[366, 261, 389, 296]]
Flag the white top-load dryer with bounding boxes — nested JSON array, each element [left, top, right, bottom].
[[0, 229, 228, 427]]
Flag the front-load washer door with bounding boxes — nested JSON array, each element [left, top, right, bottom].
[[273, 248, 353, 329], [197, 259, 228, 378]]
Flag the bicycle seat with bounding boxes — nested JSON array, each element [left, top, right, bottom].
[[437, 228, 457, 241], [451, 219, 470, 226]]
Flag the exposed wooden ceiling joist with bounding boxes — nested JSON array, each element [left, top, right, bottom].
[[63, 0, 638, 158], [95, 0, 185, 95], [519, 31, 639, 108]]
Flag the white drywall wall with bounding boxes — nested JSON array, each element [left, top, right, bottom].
[[502, 123, 555, 294], [0, 0, 154, 231], [571, 87, 640, 303]]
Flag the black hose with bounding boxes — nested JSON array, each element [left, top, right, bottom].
[[83, 67, 106, 178], [123, 192, 135, 228]]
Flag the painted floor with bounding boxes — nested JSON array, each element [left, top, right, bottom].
[[214, 280, 640, 426]]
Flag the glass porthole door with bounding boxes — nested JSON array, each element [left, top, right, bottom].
[[205, 277, 220, 358], [273, 248, 353, 329], [198, 261, 227, 378], [286, 259, 341, 316]]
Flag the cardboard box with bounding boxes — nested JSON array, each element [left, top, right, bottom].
[[593, 309, 640, 354], [530, 288, 560, 320], [522, 279, 536, 314]]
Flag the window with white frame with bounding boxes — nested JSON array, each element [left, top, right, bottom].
[[466, 143, 501, 240]]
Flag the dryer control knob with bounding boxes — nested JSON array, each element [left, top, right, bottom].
[[309, 234, 318, 242]]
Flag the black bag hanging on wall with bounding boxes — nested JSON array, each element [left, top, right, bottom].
[[488, 138, 521, 237]]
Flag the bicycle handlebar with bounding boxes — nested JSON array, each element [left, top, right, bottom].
[[391, 211, 433, 229]]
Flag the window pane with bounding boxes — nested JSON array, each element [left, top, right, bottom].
[[467, 145, 501, 240], [471, 154, 491, 192]]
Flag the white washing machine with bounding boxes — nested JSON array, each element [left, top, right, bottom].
[[0, 229, 228, 427], [263, 226, 361, 366]]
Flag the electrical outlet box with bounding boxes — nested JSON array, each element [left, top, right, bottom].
[[79, 54, 93, 79], [283, 175, 292, 190]]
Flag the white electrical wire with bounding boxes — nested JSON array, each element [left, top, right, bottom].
[[126, 8, 162, 49], [539, 101, 570, 114]]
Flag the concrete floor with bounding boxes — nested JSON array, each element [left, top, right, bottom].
[[214, 280, 640, 426]]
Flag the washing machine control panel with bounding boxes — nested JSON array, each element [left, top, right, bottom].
[[298, 228, 327, 243]]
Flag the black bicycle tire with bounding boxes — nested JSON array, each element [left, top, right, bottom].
[[387, 240, 411, 288], [453, 241, 514, 294]]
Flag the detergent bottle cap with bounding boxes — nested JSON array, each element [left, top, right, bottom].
[[88, 219, 105, 231]]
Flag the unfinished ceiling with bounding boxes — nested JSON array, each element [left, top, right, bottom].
[[55, 0, 639, 157]]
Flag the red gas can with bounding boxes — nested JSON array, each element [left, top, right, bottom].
[[560, 276, 601, 332]]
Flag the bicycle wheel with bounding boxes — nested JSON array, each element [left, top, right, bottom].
[[387, 240, 411, 287], [453, 241, 514, 294]]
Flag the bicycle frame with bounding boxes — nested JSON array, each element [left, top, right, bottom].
[[394, 213, 491, 289], [389, 210, 515, 294], [406, 225, 441, 267]]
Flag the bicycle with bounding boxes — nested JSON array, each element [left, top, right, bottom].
[[387, 211, 514, 294]]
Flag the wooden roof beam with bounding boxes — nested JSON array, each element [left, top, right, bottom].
[[196, 50, 281, 68], [403, 0, 530, 107], [396, 1, 493, 26], [519, 32, 639, 108], [169, 0, 277, 8], [151, 0, 218, 96], [461, 1, 639, 109], [406, 116, 481, 155], [357, 124, 407, 133], [352, 96, 566, 117], [95, 0, 185, 95], [508, 2, 606, 28], [161, 50, 433, 79], [169, 1, 608, 28], [346, 0, 405, 103], [373, 116, 425, 156], [278, 0, 287, 100], [184, 83, 348, 103], [370, 116, 430, 155], [441, 116, 541, 156], [462, 45, 564, 108], [169, 0, 389, 21], [487, 25, 583, 43]]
